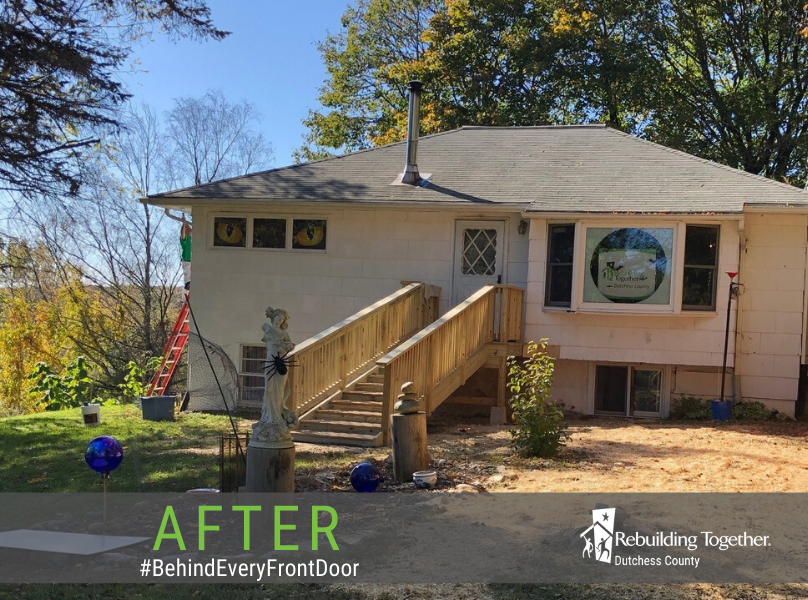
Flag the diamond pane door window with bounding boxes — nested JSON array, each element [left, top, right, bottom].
[[453, 221, 505, 305], [462, 229, 498, 275]]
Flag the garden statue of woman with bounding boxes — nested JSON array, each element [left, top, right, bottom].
[[250, 306, 298, 449]]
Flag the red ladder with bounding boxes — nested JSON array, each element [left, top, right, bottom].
[[147, 300, 191, 396]]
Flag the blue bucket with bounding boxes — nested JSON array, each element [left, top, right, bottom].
[[711, 400, 733, 421]]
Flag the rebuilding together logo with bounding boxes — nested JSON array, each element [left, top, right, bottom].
[[580, 508, 615, 563], [578, 507, 771, 568]]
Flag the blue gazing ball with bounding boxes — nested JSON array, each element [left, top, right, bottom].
[[350, 462, 381, 493], [85, 435, 123, 474]]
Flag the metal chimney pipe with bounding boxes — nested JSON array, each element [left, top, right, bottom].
[[402, 80, 422, 185]]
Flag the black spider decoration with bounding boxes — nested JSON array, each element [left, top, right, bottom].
[[264, 351, 297, 380]]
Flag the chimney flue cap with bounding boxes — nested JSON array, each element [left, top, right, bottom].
[[407, 80, 423, 92]]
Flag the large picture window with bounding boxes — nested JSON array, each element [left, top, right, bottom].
[[682, 225, 719, 310], [583, 227, 674, 305]]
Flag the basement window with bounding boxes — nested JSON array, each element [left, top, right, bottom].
[[594, 364, 663, 416], [240, 345, 265, 404]]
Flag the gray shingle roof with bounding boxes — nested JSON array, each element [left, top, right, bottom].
[[148, 125, 808, 213]]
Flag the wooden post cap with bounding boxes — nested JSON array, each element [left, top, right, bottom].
[[394, 382, 421, 414]]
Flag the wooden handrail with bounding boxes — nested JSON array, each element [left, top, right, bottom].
[[287, 283, 432, 416], [377, 285, 524, 444]]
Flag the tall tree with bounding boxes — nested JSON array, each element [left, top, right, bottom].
[[165, 90, 274, 187], [416, 0, 560, 129], [303, 0, 808, 185], [642, 0, 808, 185], [295, 0, 440, 162], [0, 0, 227, 198]]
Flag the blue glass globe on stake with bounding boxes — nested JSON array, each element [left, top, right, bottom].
[[350, 462, 381, 493], [84, 435, 123, 475]]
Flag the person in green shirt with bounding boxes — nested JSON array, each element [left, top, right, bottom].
[[180, 222, 192, 294]]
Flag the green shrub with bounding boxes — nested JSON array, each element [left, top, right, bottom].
[[27, 356, 93, 411], [507, 339, 569, 457], [118, 356, 162, 403], [668, 396, 711, 420], [732, 400, 773, 421]]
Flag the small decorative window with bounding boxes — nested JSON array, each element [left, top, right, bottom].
[[253, 218, 286, 249], [292, 219, 327, 250], [545, 224, 575, 307], [240, 345, 265, 404], [213, 217, 246, 247], [682, 225, 719, 310], [461, 228, 498, 275]]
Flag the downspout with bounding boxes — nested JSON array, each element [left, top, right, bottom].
[[798, 220, 808, 417], [164, 208, 190, 225], [731, 219, 745, 402]]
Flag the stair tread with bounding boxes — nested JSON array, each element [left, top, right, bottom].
[[304, 419, 380, 429], [292, 430, 382, 442], [315, 409, 382, 418], [331, 401, 383, 411]]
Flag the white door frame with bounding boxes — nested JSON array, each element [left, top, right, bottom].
[[451, 219, 509, 306]]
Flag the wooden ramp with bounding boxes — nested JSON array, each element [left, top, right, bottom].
[[288, 283, 523, 448], [376, 285, 524, 444]]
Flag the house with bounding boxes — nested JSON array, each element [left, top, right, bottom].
[[147, 83, 808, 445]]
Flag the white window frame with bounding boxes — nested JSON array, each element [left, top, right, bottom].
[[239, 344, 265, 404], [544, 220, 723, 315], [208, 212, 329, 254], [588, 362, 669, 418]]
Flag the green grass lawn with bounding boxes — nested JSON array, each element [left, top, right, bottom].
[[0, 405, 246, 492]]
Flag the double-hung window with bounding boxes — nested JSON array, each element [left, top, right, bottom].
[[682, 225, 720, 311], [545, 224, 575, 307]]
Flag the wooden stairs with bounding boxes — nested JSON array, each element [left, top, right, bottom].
[[284, 282, 524, 448], [292, 367, 385, 447]]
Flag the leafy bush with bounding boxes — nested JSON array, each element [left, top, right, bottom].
[[118, 356, 162, 403], [507, 339, 569, 457], [669, 397, 775, 421], [27, 356, 93, 411], [733, 401, 773, 421], [668, 396, 711, 420]]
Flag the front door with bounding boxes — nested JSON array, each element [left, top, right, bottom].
[[452, 220, 506, 306]]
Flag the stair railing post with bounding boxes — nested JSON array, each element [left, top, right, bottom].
[[339, 331, 348, 391], [381, 366, 394, 446]]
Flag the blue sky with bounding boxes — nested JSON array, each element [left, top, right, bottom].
[[120, 1, 349, 167]]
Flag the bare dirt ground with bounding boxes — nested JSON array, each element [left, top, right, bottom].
[[288, 416, 808, 600], [294, 415, 808, 493], [427, 415, 808, 493]]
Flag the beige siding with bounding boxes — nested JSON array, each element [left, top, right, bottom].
[[525, 213, 807, 417], [735, 213, 807, 415], [524, 218, 741, 367], [188, 205, 528, 407]]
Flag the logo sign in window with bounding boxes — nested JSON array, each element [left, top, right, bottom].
[[584, 227, 673, 304]]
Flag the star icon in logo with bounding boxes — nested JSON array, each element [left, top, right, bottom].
[[602, 512, 610, 522]]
